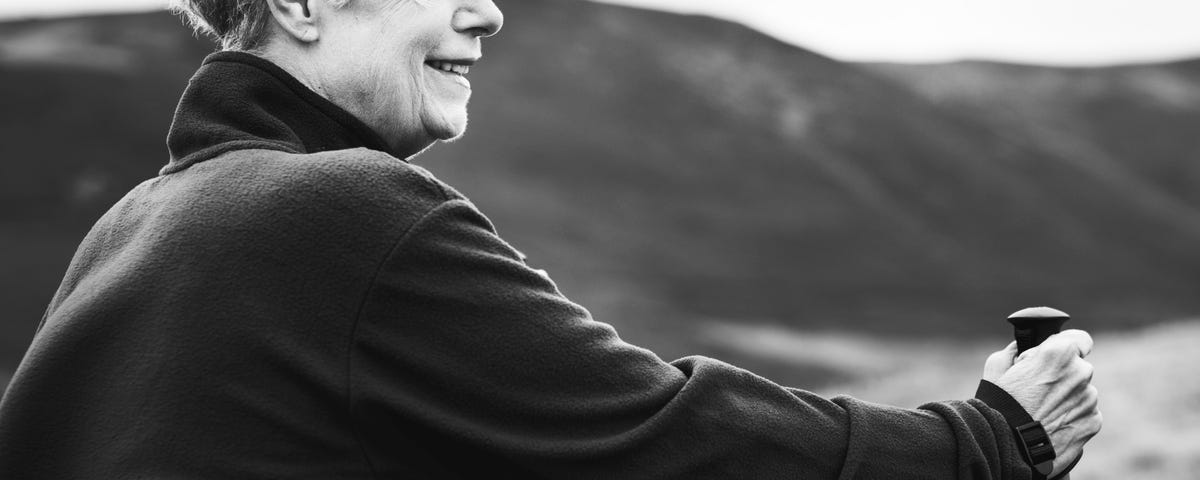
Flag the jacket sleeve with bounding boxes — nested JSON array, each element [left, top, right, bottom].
[[348, 198, 1032, 479]]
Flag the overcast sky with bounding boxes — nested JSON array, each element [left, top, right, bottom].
[[3, 0, 1199, 66]]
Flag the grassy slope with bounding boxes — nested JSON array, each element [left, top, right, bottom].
[[865, 59, 1200, 209], [2, 2, 1200, 373], [423, 1, 1200, 347]]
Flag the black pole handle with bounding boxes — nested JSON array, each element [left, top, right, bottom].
[[1008, 306, 1070, 354]]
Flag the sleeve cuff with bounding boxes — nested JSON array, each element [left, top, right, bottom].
[[975, 380, 1034, 427], [976, 380, 1075, 480]]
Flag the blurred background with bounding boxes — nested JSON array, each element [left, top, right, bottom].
[[2, 0, 1198, 477]]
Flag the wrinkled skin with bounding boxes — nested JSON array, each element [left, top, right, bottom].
[[262, 0, 503, 158], [984, 330, 1102, 478]]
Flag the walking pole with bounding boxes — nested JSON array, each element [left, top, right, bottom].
[[1008, 306, 1073, 480]]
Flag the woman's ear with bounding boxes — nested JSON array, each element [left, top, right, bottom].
[[265, 0, 319, 43]]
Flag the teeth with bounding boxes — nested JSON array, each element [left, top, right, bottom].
[[429, 61, 470, 76]]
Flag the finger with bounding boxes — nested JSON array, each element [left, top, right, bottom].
[[1069, 411, 1103, 447], [1043, 329, 1093, 359], [1084, 384, 1099, 411], [1058, 329, 1094, 357], [1053, 443, 1084, 478], [983, 342, 1018, 380], [1061, 359, 1095, 405], [1076, 408, 1104, 441], [1075, 358, 1095, 386], [1062, 383, 1099, 421]]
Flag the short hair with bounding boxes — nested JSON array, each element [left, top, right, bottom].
[[170, 0, 350, 51]]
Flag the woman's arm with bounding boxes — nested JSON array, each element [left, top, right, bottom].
[[348, 198, 1032, 479]]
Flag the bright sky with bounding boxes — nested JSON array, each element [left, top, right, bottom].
[[3, 0, 1200, 66]]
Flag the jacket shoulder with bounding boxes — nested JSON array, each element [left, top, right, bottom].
[[244, 147, 455, 206], [94, 148, 467, 267], [178, 148, 458, 225]]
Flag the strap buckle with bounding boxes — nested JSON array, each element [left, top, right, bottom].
[[1013, 421, 1056, 477]]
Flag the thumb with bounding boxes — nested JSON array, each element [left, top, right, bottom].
[[982, 341, 1018, 382]]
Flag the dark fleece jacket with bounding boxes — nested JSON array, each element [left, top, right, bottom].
[[0, 52, 1034, 479]]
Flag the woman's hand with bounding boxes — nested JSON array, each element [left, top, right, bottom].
[[983, 330, 1102, 477]]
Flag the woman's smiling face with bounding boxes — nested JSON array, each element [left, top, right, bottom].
[[312, 0, 503, 156]]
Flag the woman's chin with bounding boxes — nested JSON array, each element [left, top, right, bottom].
[[425, 112, 469, 142]]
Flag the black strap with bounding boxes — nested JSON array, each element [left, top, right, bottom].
[[975, 380, 1060, 479]]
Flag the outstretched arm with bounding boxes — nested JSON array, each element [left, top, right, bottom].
[[349, 198, 1036, 478]]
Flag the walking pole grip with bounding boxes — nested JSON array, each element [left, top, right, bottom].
[[1008, 306, 1069, 354], [1006, 306, 1072, 479]]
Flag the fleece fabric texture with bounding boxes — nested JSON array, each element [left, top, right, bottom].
[[0, 51, 1034, 479]]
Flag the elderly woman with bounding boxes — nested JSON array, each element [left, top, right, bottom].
[[0, 0, 1100, 478]]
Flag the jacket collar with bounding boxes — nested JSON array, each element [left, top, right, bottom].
[[163, 51, 397, 175]]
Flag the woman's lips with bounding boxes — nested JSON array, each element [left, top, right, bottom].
[[427, 60, 471, 75], [426, 60, 473, 90]]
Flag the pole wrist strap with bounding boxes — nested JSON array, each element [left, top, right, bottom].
[[975, 380, 1059, 479]]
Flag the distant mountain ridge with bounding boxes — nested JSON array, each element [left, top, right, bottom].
[[3, 1, 1199, 379]]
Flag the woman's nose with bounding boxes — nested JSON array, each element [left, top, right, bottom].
[[454, 0, 504, 37]]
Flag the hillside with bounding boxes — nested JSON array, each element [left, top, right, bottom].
[[420, 0, 1200, 341], [3, 0, 1200, 374], [867, 59, 1200, 215]]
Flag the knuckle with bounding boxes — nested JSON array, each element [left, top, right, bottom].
[[1079, 331, 1095, 356], [1077, 359, 1095, 383], [1038, 341, 1071, 358], [1088, 413, 1103, 437], [1062, 329, 1094, 355]]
